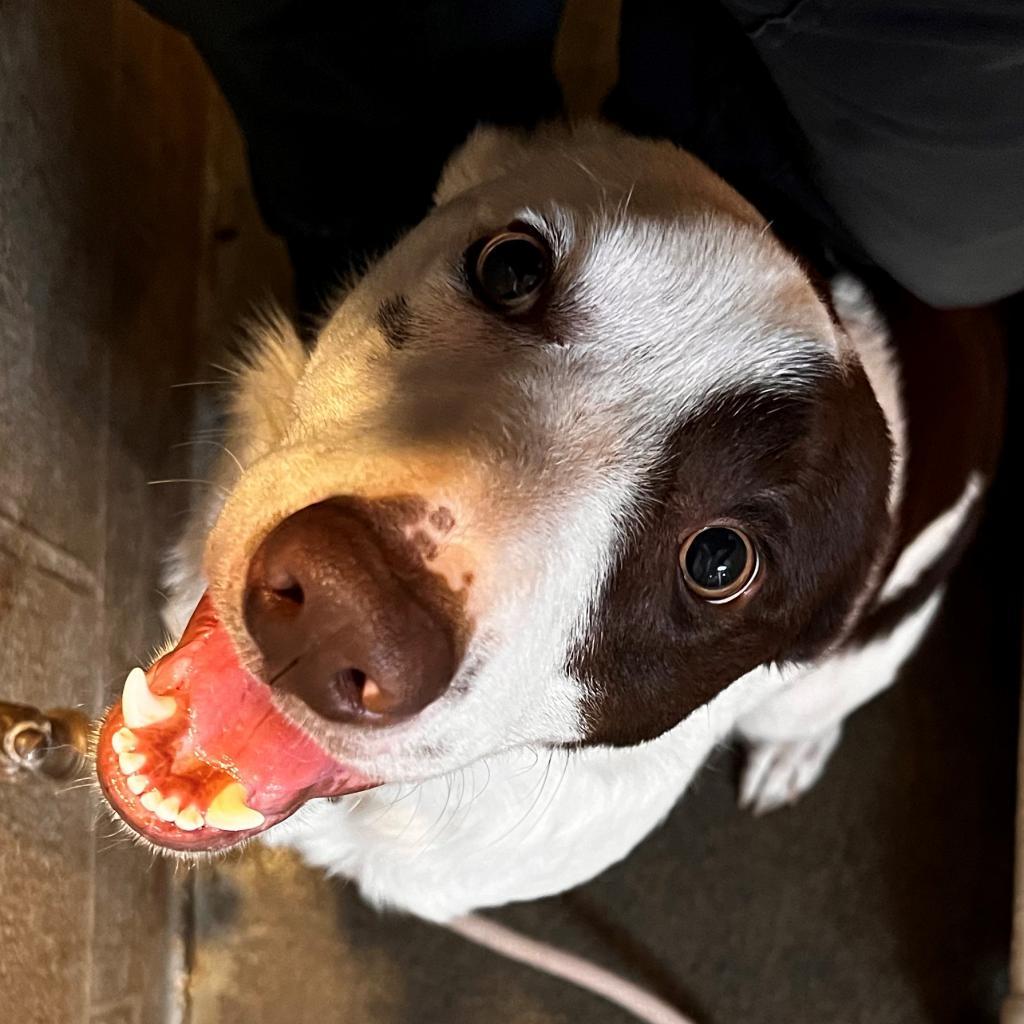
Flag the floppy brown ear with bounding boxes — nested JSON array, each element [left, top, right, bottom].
[[433, 126, 533, 206], [780, 357, 895, 660]]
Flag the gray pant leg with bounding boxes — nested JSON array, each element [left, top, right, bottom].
[[727, 0, 1024, 306]]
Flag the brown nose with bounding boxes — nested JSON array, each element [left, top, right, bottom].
[[243, 502, 457, 723]]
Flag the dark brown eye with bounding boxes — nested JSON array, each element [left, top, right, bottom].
[[679, 526, 759, 603], [469, 230, 550, 311]]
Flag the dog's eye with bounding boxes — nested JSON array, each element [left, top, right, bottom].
[[469, 230, 551, 311], [679, 526, 759, 603]]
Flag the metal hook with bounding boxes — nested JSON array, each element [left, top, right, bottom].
[[0, 700, 90, 782]]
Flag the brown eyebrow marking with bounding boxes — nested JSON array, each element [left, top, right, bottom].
[[376, 295, 414, 349]]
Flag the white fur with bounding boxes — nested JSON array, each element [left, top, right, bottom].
[[831, 274, 907, 517], [736, 471, 983, 811], [738, 723, 842, 815], [737, 588, 945, 812], [157, 123, 968, 920], [264, 662, 788, 920], [879, 472, 982, 602], [738, 471, 980, 746]]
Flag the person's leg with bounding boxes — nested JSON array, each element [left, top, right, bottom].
[[136, 0, 566, 324], [610, 0, 1024, 306], [727, 0, 1024, 307], [605, 0, 858, 279]]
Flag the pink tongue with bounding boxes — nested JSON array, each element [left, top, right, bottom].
[[149, 593, 368, 812]]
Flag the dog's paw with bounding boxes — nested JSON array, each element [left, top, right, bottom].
[[738, 724, 841, 816]]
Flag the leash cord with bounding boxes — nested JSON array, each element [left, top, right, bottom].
[[446, 913, 699, 1024]]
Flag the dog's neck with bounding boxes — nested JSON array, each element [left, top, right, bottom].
[[265, 660, 790, 921], [830, 276, 906, 517]]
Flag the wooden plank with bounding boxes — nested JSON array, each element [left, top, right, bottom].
[[0, 1, 230, 1020]]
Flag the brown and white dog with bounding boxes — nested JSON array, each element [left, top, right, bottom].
[[97, 122, 1003, 921]]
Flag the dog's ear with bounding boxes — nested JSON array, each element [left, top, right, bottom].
[[781, 354, 895, 659], [228, 311, 307, 467], [433, 126, 532, 206]]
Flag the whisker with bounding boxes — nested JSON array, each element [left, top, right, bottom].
[[487, 749, 556, 848], [414, 774, 456, 852], [514, 745, 542, 776], [518, 750, 571, 845], [171, 439, 245, 475], [391, 783, 428, 842], [427, 765, 468, 846], [57, 778, 98, 794], [147, 478, 231, 498], [369, 783, 413, 825]]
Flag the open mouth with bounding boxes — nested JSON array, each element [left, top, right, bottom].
[[95, 594, 377, 853]]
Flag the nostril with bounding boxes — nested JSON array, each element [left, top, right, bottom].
[[333, 667, 369, 714], [259, 563, 305, 606], [330, 668, 398, 718], [336, 666, 366, 692], [271, 581, 305, 607]]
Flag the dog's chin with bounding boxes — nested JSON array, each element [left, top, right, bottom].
[[94, 594, 379, 855]]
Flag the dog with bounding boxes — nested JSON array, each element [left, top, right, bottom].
[[96, 121, 1003, 922]]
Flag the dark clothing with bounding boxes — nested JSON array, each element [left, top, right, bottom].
[[137, 0, 1024, 313], [730, 0, 1024, 307]]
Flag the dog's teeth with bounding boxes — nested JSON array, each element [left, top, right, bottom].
[[175, 806, 204, 832], [205, 782, 265, 832], [121, 667, 177, 729], [154, 795, 181, 823], [140, 789, 164, 814], [111, 727, 137, 754], [118, 751, 146, 775], [126, 774, 149, 796]]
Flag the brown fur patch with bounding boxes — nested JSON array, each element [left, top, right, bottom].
[[568, 362, 893, 746], [846, 297, 1005, 649], [429, 507, 456, 533], [376, 296, 414, 349]]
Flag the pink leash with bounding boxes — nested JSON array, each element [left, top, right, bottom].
[[447, 913, 699, 1024]]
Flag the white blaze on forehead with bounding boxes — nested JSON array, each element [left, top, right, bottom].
[[542, 207, 837, 426]]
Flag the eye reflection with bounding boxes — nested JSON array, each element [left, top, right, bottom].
[[679, 526, 758, 603]]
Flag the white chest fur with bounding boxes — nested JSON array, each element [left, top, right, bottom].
[[264, 664, 788, 921]]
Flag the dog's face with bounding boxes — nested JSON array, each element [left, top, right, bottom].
[[199, 125, 892, 787]]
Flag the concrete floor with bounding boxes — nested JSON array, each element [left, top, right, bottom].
[[1, 3, 1018, 1023]]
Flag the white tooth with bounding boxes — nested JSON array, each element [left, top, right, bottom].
[[121, 667, 177, 729], [155, 796, 181, 823], [111, 727, 137, 754], [175, 806, 204, 832], [118, 752, 146, 775], [126, 774, 149, 796], [140, 789, 164, 813], [204, 782, 265, 832]]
